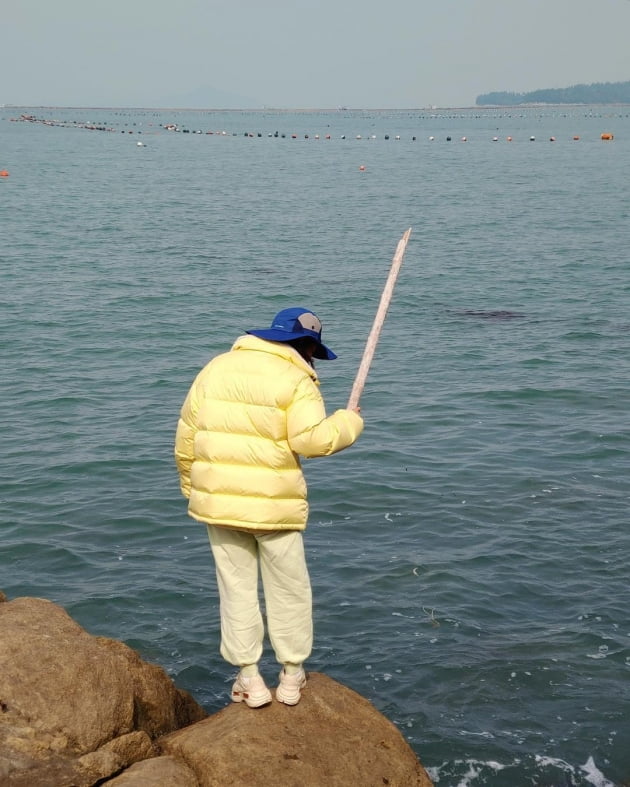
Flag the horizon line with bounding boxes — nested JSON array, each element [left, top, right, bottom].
[[4, 102, 630, 112]]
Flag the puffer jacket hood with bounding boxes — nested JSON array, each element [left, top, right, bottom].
[[231, 333, 319, 381]]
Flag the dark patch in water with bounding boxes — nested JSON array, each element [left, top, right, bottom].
[[457, 309, 526, 320]]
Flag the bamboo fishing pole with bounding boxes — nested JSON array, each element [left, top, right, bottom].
[[347, 228, 412, 410]]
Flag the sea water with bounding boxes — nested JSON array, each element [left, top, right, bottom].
[[1, 105, 629, 786]]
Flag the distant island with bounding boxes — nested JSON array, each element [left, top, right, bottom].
[[476, 80, 630, 106]]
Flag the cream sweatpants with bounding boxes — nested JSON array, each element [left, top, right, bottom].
[[207, 525, 313, 667]]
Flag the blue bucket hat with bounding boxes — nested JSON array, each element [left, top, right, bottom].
[[247, 307, 337, 360]]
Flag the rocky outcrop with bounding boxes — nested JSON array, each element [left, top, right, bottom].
[[157, 672, 431, 787], [0, 593, 432, 786], [0, 595, 206, 786]]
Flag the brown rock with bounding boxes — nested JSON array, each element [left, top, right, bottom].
[[101, 730, 156, 764], [159, 672, 432, 787], [0, 591, 432, 787], [1, 597, 135, 753], [78, 748, 124, 783], [2, 756, 89, 787], [77, 731, 156, 783], [96, 637, 207, 737], [0, 595, 206, 785], [103, 755, 199, 786]]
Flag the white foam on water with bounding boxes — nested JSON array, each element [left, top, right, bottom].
[[459, 729, 495, 739], [536, 754, 575, 772], [427, 759, 505, 786], [456, 761, 482, 787], [534, 754, 614, 785], [586, 645, 610, 659], [580, 756, 616, 787], [383, 511, 402, 521], [429, 755, 615, 786]]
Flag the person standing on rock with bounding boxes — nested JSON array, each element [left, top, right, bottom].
[[175, 307, 363, 708]]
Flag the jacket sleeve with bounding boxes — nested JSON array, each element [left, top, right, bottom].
[[287, 376, 364, 458], [174, 383, 199, 499]]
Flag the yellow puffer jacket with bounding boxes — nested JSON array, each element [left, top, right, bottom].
[[175, 334, 364, 531]]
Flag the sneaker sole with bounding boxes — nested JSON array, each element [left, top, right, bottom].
[[276, 678, 307, 706], [231, 689, 272, 708]]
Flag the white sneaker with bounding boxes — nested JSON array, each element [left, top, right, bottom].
[[230, 672, 272, 708], [276, 667, 307, 705]]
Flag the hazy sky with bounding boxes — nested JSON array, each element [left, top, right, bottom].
[[4, 0, 630, 108]]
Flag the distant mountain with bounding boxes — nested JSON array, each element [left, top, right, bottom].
[[477, 80, 630, 106], [150, 84, 262, 109]]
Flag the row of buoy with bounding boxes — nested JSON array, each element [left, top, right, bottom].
[[133, 133, 614, 153], [9, 115, 618, 143], [10, 114, 117, 132], [164, 126, 616, 142]]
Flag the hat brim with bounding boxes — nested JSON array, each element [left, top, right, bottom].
[[247, 329, 337, 360]]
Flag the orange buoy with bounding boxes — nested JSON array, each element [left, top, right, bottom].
[[507, 136, 513, 142], [601, 132, 614, 140], [573, 136, 580, 141], [0, 170, 8, 177], [359, 165, 366, 171]]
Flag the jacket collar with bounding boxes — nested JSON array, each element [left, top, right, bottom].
[[231, 334, 320, 382]]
